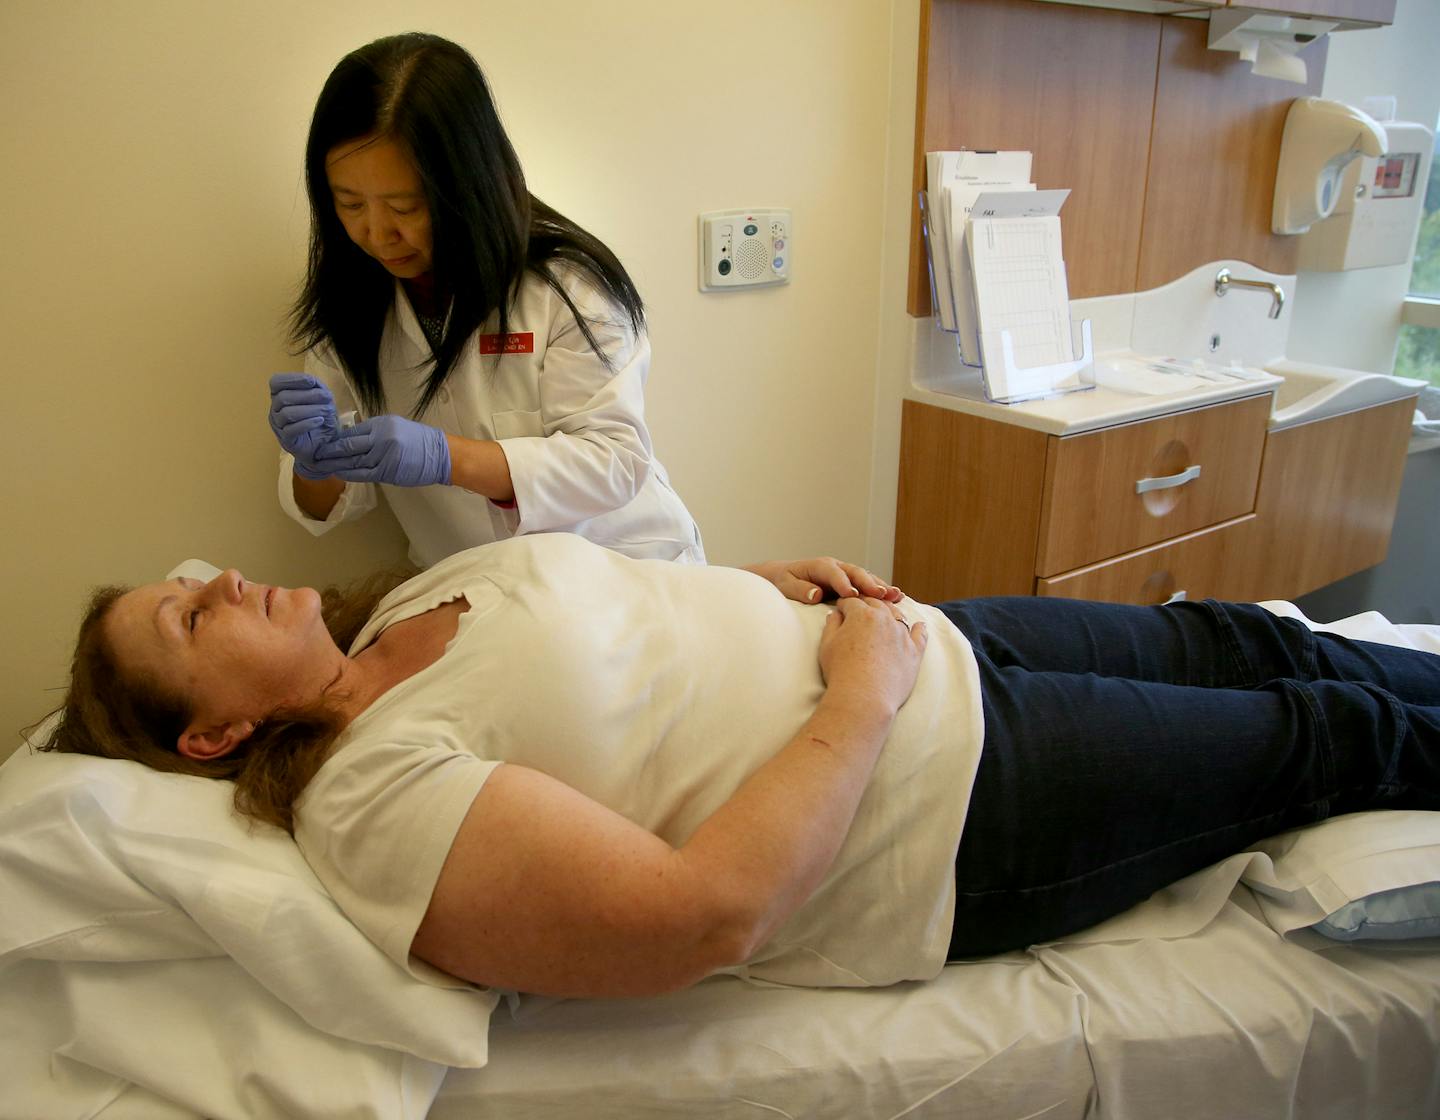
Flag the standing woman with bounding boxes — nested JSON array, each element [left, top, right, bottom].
[[270, 32, 705, 568]]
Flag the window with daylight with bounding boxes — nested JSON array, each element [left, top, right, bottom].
[[1395, 109, 1440, 389]]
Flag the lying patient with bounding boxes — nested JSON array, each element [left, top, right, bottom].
[[42, 533, 1440, 998]]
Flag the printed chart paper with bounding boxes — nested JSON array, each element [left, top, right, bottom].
[[966, 189, 1074, 401]]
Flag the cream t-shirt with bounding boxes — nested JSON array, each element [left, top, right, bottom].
[[294, 534, 984, 989]]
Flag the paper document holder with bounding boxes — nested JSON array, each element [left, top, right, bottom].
[[918, 190, 947, 330], [979, 319, 1095, 405], [919, 190, 1095, 405]]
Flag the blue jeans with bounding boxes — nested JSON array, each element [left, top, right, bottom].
[[939, 597, 1440, 958]]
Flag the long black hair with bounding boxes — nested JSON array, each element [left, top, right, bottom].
[[289, 32, 645, 417]]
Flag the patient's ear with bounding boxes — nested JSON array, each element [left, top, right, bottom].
[[177, 719, 257, 762]]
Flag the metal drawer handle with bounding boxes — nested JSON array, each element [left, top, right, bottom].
[[1136, 464, 1201, 494], [1163, 590, 1188, 605]]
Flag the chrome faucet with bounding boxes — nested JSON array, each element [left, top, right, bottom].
[[1214, 268, 1285, 319]]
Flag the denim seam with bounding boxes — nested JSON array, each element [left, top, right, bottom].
[[1378, 689, 1407, 788], [1297, 618, 1321, 678], [1278, 677, 1336, 801], [1200, 598, 1258, 686]]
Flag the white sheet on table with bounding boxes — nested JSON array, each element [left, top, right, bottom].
[[1038, 894, 1440, 1120], [431, 894, 1440, 1120], [0, 956, 445, 1120], [437, 961, 1097, 1120]]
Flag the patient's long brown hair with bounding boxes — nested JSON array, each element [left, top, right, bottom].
[[34, 567, 415, 834]]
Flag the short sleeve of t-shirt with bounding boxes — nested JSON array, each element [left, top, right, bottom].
[[294, 737, 501, 983]]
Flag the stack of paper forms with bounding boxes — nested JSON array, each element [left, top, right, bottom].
[[924, 151, 1080, 401]]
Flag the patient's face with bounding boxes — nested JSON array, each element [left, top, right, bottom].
[[104, 570, 339, 730]]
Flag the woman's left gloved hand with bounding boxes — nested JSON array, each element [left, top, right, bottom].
[[311, 414, 452, 487], [268, 373, 341, 480]]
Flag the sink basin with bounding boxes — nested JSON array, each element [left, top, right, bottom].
[[1263, 358, 1423, 429]]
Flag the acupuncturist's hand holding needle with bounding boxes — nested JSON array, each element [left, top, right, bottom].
[[743, 557, 907, 606], [268, 373, 452, 489], [268, 373, 342, 480], [310, 413, 453, 489]]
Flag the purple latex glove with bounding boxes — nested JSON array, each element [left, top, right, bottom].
[[268, 373, 340, 481], [310, 414, 452, 488]]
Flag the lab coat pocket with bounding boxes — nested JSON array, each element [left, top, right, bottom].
[[491, 408, 543, 440]]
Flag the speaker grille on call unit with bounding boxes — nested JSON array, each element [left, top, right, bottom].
[[735, 236, 770, 280]]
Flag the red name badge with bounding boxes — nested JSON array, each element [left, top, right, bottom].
[[479, 332, 535, 355]]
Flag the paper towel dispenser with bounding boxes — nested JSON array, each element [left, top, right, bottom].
[[1272, 98, 1387, 236], [1207, 10, 1333, 84]]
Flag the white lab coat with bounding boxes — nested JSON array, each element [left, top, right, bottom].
[[278, 266, 705, 569]]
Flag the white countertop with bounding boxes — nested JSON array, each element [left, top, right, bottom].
[[905, 268, 1423, 437], [907, 360, 1282, 436]]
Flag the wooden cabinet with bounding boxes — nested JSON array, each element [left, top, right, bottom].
[[910, 2, 1328, 310], [894, 394, 1413, 607], [1028, 1, 1222, 11], [1025, 0, 1393, 24], [895, 394, 1269, 603], [911, 0, 1165, 309], [895, 0, 1405, 609], [911, 0, 1393, 314], [1222, 1, 1395, 25], [1223, 397, 1415, 601]]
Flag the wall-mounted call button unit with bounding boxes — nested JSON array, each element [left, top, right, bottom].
[[699, 208, 791, 291]]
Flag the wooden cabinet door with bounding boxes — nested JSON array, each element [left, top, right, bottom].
[[894, 401, 1050, 603], [1225, 398, 1415, 601]]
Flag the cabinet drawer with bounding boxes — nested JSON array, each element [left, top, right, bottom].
[[1036, 514, 1257, 605], [1035, 394, 1269, 577]]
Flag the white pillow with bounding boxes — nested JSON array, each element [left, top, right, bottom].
[[167, 557, 223, 582], [1241, 810, 1440, 941], [0, 720, 497, 1067], [1313, 882, 1440, 941], [1247, 602, 1440, 941]]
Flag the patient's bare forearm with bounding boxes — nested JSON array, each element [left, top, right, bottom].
[[293, 473, 345, 520], [673, 688, 899, 969], [670, 603, 926, 977]]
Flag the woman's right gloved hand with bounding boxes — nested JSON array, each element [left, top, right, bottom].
[[268, 373, 340, 480]]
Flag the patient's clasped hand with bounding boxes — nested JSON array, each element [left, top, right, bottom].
[[40, 533, 1440, 998]]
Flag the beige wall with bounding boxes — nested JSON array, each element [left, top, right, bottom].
[[1, 0, 895, 747]]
